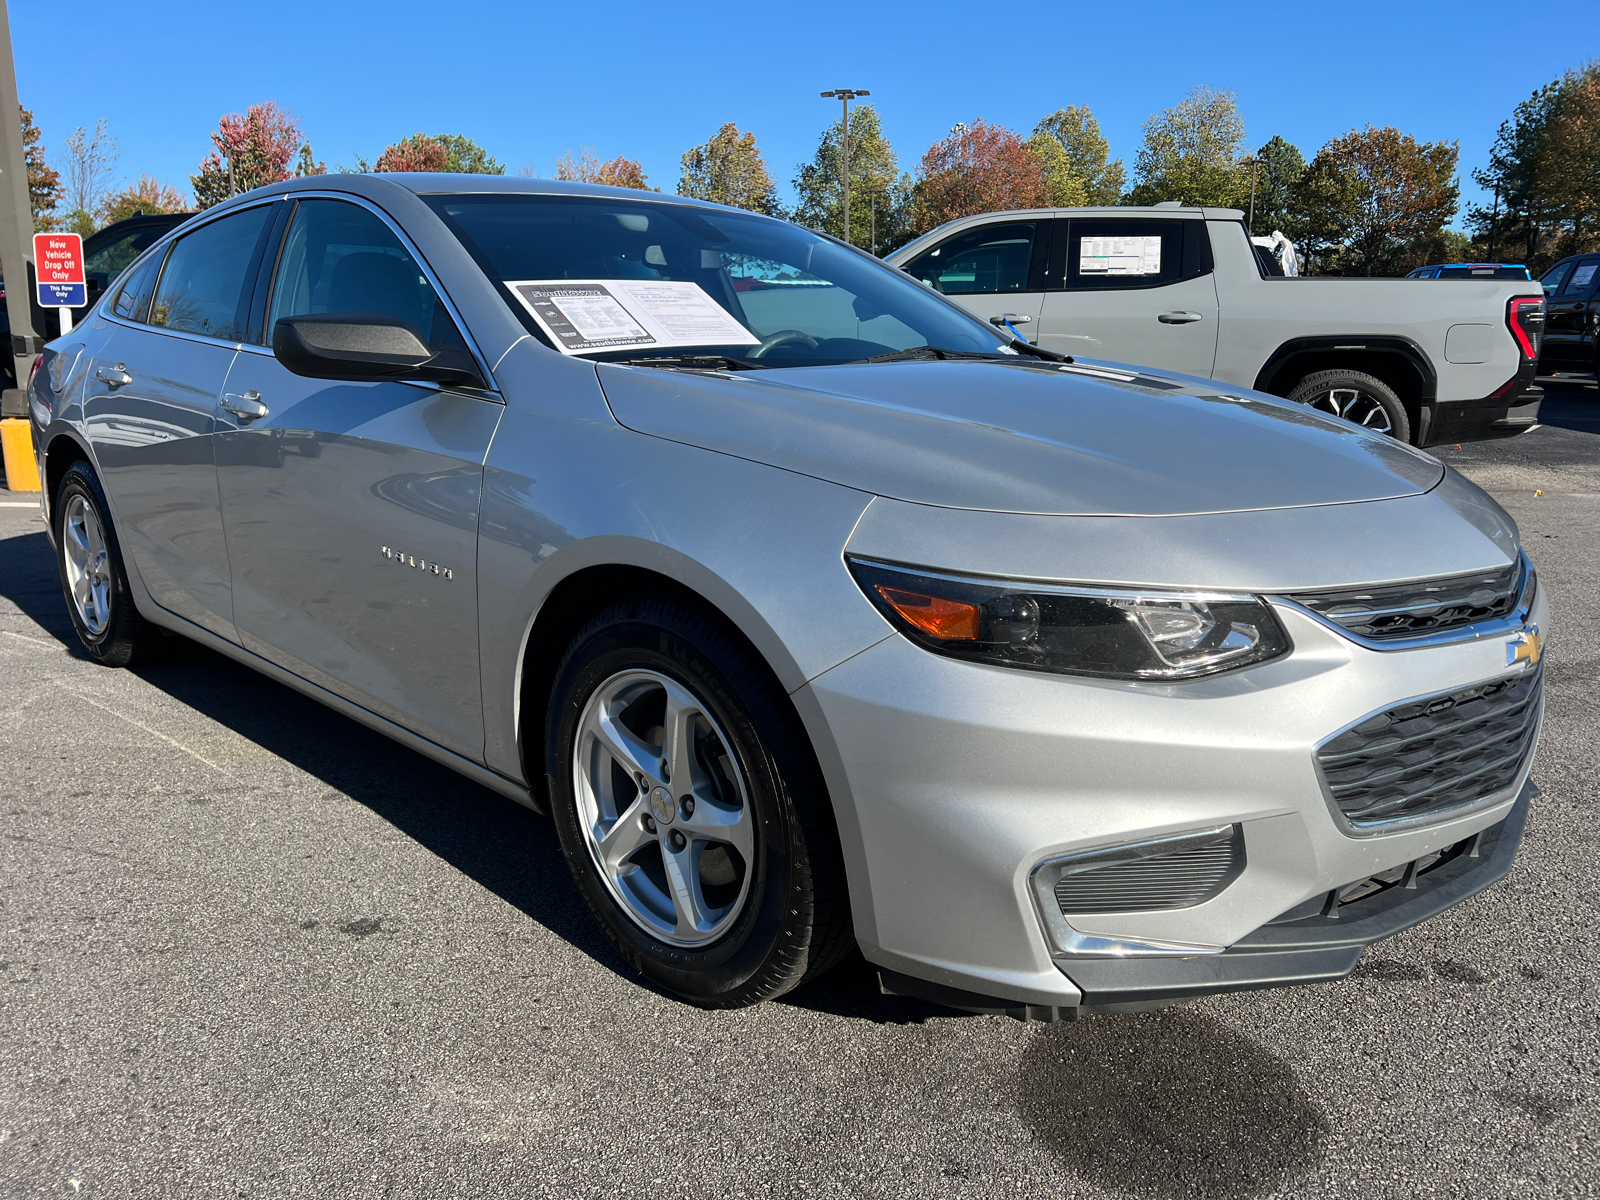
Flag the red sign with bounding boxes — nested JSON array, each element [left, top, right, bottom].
[[34, 232, 87, 307]]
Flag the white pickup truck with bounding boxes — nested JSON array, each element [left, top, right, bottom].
[[888, 205, 1546, 446]]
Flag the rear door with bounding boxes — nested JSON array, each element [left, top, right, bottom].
[[78, 202, 278, 639], [899, 217, 1051, 341], [1541, 257, 1597, 366], [1035, 217, 1219, 375], [213, 195, 502, 759]]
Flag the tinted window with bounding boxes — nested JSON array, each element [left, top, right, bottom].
[[1437, 265, 1531, 279], [110, 251, 164, 322], [903, 222, 1043, 295], [424, 193, 1004, 365], [1060, 220, 1186, 289], [266, 199, 463, 349], [84, 227, 169, 306], [150, 205, 272, 341], [1540, 261, 1573, 296], [1562, 260, 1598, 295]]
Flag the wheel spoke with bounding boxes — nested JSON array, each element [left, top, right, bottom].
[[83, 511, 105, 560], [662, 840, 715, 936], [64, 516, 89, 568], [595, 792, 654, 870], [682, 792, 754, 862], [659, 682, 702, 792], [587, 704, 662, 785]]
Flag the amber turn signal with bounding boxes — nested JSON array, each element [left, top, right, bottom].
[[874, 584, 980, 641]]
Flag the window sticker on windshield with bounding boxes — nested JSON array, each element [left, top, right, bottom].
[[1078, 236, 1162, 276], [1569, 264, 1597, 291], [505, 279, 759, 355]]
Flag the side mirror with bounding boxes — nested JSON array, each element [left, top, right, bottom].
[[272, 313, 485, 388]]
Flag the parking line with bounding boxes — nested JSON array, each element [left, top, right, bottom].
[[66, 688, 235, 777]]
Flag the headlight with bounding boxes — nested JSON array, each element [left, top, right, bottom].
[[848, 558, 1292, 681]]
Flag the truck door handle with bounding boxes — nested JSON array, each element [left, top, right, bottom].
[[989, 313, 1032, 325], [1158, 311, 1204, 324], [221, 390, 269, 421], [95, 364, 131, 387]]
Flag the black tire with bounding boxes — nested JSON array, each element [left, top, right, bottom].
[[1286, 369, 1412, 442], [545, 595, 852, 1007], [53, 461, 162, 667]]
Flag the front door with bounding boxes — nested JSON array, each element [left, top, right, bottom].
[[1036, 217, 1220, 376], [1540, 257, 1598, 367], [899, 217, 1051, 341], [214, 196, 501, 759], [79, 202, 277, 639]]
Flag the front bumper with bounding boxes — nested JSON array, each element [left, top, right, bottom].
[[803, 590, 1545, 1014]]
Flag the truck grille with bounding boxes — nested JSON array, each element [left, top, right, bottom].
[[1288, 557, 1528, 641], [1053, 829, 1243, 914], [1317, 667, 1541, 829]]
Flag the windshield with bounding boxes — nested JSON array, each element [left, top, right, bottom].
[[422, 193, 1008, 367]]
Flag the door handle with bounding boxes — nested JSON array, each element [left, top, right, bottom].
[[989, 313, 1032, 325], [95, 364, 131, 387], [1158, 311, 1204, 324], [222, 390, 269, 421]]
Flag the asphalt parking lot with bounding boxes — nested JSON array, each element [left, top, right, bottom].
[[1, 379, 1597, 1200]]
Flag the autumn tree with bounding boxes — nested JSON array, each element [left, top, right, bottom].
[[678, 123, 781, 215], [20, 106, 61, 229], [1471, 60, 1600, 266], [910, 120, 1046, 235], [1029, 106, 1124, 204], [57, 119, 120, 235], [1127, 86, 1249, 208], [1292, 126, 1459, 276], [191, 102, 304, 208], [101, 175, 189, 224], [1247, 135, 1305, 235], [793, 105, 913, 250], [375, 133, 449, 172], [554, 146, 651, 190]]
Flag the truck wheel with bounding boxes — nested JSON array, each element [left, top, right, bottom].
[[545, 596, 853, 1008], [54, 461, 163, 667], [1286, 370, 1411, 442]]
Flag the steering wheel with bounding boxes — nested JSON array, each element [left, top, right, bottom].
[[749, 329, 820, 359]]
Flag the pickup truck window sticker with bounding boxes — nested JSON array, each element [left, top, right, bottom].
[[1567, 264, 1597, 291], [506, 279, 760, 356], [1079, 235, 1162, 277]]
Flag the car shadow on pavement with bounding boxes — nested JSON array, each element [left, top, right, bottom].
[[1015, 1007, 1330, 1199]]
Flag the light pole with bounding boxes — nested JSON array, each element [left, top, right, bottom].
[[820, 88, 869, 246]]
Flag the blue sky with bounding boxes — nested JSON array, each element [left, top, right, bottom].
[[13, 1, 1597, 225]]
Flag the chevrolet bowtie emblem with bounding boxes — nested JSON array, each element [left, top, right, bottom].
[[1506, 625, 1541, 669]]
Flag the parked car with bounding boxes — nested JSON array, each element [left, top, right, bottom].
[[888, 206, 1546, 447], [27, 176, 1544, 1019], [1407, 263, 1531, 280], [1536, 252, 1600, 372], [1, 213, 191, 392]]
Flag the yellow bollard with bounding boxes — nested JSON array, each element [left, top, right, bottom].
[[1, 418, 42, 493]]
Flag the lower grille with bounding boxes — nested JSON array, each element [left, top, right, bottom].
[[1051, 827, 1243, 914], [1317, 667, 1542, 829]]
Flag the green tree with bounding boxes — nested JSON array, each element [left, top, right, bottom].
[[432, 134, 504, 175], [1292, 126, 1459, 275], [296, 142, 326, 177], [1247, 135, 1304, 235], [792, 105, 911, 251], [678, 123, 781, 215], [1126, 86, 1249, 208], [1025, 132, 1087, 207], [1030, 106, 1124, 204], [20, 106, 61, 229]]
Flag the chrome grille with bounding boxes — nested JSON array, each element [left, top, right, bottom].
[[1317, 667, 1542, 829], [1288, 557, 1527, 641], [1053, 831, 1242, 914]]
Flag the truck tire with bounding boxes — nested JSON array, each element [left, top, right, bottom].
[[1286, 370, 1411, 442]]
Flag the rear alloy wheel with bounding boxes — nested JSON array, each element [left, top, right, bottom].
[[53, 461, 163, 667], [546, 597, 851, 1007], [1286, 369, 1411, 442]]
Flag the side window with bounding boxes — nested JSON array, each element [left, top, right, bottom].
[[902, 222, 1045, 295], [265, 198, 465, 351], [1562, 259, 1598, 296], [150, 205, 273, 341], [110, 250, 165, 323], [1540, 261, 1573, 297], [1059, 220, 1189, 290]]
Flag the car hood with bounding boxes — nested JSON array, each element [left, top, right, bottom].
[[595, 358, 1445, 517]]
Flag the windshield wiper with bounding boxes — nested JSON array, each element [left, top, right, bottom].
[[615, 354, 762, 371], [855, 345, 1007, 364]]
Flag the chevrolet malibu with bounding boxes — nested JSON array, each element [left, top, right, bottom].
[[26, 175, 1546, 1018]]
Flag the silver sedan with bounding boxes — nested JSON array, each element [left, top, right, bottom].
[[25, 175, 1546, 1017]]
